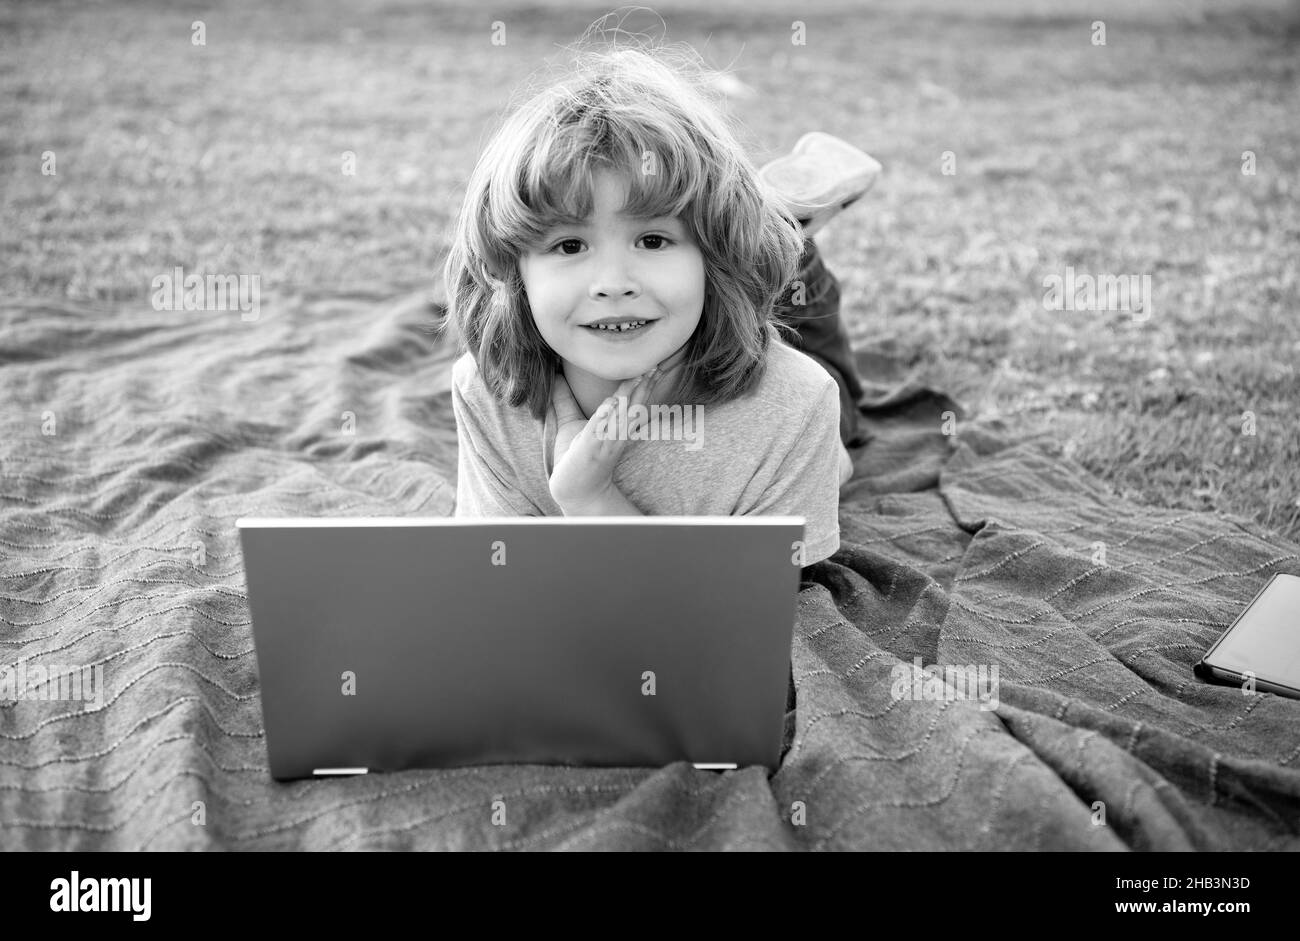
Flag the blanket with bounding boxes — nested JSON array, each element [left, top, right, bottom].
[[2, 287, 1298, 850]]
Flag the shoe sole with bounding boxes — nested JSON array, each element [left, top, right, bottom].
[[760, 132, 881, 230], [796, 195, 862, 229]]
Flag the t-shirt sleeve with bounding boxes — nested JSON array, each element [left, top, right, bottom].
[[451, 373, 542, 518], [741, 378, 842, 565]]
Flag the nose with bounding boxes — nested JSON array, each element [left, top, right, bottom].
[[587, 249, 640, 301]]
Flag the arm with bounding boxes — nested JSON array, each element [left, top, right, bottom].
[[556, 482, 644, 517], [452, 370, 543, 517], [740, 378, 842, 565], [548, 369, 655, 515]]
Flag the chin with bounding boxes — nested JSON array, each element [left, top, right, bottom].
[[578, 352, 659, 377]]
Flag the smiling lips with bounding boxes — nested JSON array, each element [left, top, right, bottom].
[[583, 318, 655, 333]]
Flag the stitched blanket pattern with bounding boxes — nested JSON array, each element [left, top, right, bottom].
[[1, 290, 1297, 849]]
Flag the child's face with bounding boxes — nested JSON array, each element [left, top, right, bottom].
[[518, 168, 705, 385]]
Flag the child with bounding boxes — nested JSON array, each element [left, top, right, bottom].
[[439, 44, 876, 568]]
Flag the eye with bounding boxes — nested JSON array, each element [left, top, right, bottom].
[[550, 238, 584, 255], [546, 234, 674, 254]]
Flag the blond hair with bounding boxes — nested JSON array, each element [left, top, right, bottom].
[[435, 35, 804, 421]]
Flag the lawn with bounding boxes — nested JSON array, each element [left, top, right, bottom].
[[2, 0, 1297, 539]]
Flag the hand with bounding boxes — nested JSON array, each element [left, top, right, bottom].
[[548, 367, 660, 511]]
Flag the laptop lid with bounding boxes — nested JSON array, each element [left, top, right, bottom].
[[236, 516, 806, 780]]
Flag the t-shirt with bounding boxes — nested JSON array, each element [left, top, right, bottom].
[[451, 337, 842, 565]]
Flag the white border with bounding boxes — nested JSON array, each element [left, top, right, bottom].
[[236, 516, 806, 528]]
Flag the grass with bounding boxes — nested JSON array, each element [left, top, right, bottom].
[[2, 0, 1298, 540]]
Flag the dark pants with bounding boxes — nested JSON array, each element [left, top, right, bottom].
[[774, 238, 869, 448]]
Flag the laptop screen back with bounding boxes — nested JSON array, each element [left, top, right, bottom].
[[237, 517, 806, 779]]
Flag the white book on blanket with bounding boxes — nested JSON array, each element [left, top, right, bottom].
[[1197, 572, 1300, 700]]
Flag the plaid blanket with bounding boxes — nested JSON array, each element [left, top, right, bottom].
[[2, 289, 1298, 850]]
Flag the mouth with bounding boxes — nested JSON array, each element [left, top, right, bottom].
[[580, 318, 658, 337]]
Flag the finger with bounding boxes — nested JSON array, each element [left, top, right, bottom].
[[575, 395, 618, 459], [626, 369, 657, 435], [650, 353, 683, 407], [615, 373, 644, 401], [551, 377, 589, 466], [612, 373, 655, 438], [554, 422, 579, 461], [599, 381, 645, 451], [656, 344, 688, 376], [550, 373, 585, 426], [594, 376, 640, 426]]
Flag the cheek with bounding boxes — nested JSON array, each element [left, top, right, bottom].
[[525, 266, 582, 315], [686, 264, 707, 317], [663, 253, 706, 311], [518, 265, 557, 321]]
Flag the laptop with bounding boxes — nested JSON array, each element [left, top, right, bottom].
[[235, 516, 806, 780]]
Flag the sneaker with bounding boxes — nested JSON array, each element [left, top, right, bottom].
[[759, 132, 882, 237]]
